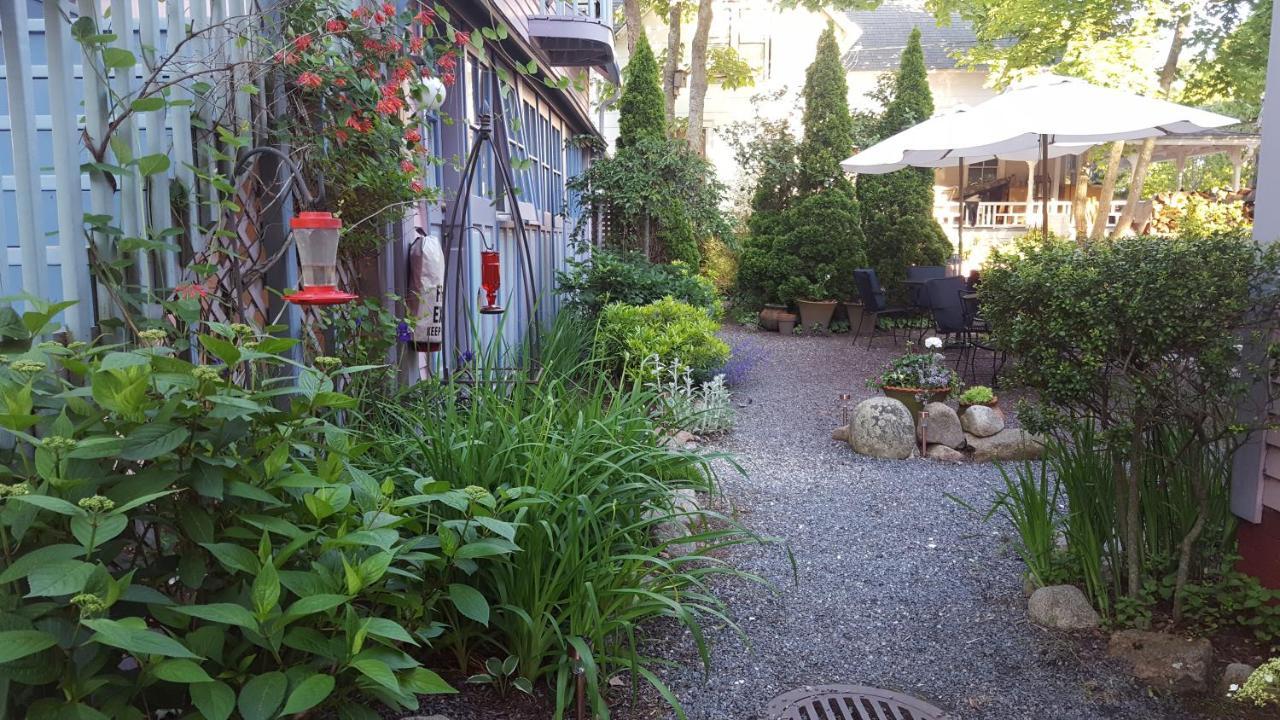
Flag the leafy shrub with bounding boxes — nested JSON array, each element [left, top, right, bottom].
[[700, 235, 739, 296], [558, 250, 719, 319], [366, 330, 759, 718], [771, 185, 866, 303], [596, 298, 730, 382], [1236, 658, 1280, 707], [958, 385, 995, 405], [0, 327, 515, 719], [981, 232, 1280, 619]]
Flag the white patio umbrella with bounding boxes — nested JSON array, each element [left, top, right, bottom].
[[842, 107, 1092, 267], [844, 75, 1239, 233]]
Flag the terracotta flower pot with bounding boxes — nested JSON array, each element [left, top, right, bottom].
[[844, 301, 866, 334], [758, 304, 787, 331], [796, 299, 837, 330], [882, 385, 952, 423], [777, 312, 797, 335]]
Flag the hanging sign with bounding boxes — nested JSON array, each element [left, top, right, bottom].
[[408, 228, 444, 352]]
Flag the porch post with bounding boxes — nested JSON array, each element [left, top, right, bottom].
[[1024, 160, 1037, 227], [1175, 153, 1187, 191], [1230, 147, 1246, 191]]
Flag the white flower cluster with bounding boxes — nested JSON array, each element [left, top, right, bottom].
[[642, 354, 735, 435]]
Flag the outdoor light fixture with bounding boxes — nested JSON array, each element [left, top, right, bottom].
[[478, 248, 503, 314], [285, 211, 357, 306]]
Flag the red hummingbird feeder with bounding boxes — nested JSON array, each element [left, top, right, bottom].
[[285, 211, 357, 306], [478, 248, 503, 315]]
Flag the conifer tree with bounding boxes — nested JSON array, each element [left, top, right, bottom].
[[857, 28, 952, 295], [769, 22, 865, 303], [617, 33, 666, 148]]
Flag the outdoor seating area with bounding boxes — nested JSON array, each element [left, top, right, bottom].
[[3, 1, 1280, 719]]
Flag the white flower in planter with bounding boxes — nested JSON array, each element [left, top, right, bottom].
[[924, 336, 944, 349]]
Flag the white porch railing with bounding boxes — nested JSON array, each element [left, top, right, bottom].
[[934, 200, 1128, 230]]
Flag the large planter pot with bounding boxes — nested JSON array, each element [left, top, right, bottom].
[[758, 303, 787, 331], [796, 299, 837, 330], [882, 386, 952, 423], [0, 336, 32, 354], [777, 312, 797, 335], [844, 301, 866, 334]]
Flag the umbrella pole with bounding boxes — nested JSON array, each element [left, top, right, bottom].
[[957, 158, 966, 274], [1040, 134, 1050, 235]]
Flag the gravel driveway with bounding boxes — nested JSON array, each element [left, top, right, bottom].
[[626, 325, 1192, 720]]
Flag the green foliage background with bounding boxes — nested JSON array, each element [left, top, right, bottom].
[[856, 28, 952, 296]]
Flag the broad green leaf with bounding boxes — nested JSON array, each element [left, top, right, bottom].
[[400, 666, 457, 695], [11, 494, 85, 517], [0, 630, 58, 663], [454, 540, 514, 560], [120, 425, 189, 460], [171, 603, 258, 630], [71, 514, 128, 550], [362, 617, 417, 645], [237, 671, 287, 720], [136, 153, 170, 176], [99, 351, 149, 371], [102, 47, 136, 68], [83, 618, 200, 658], [191, 681, 235, 720], [130, 97, 166, 112], [447, 583, 489, 626], [251, 561, 280, 619], [112, 489, 180, 515], [283, 594, 348, 620], [198, 334, 241, 365], [350, 658, 399, 692], [27, 560, 95, 597], [280, 673, 335, 715], [199, 543, 259, 574], [0, 544, 84, 583], [153, 658, 213, 683]]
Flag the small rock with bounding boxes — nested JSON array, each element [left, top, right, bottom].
[[1220, 663, 1255, 696], [961, 404, 1005, 437], [968, 428, 1045, 462], [649, 488, 701, 557], [665, 429, 697, 449], [848, 397, 915, 460], [1027, 585, 1100, 630], [917, 402, 965, 449], [831, 424, 850, 442], [925, 443, 964, 463], [1108, 630, 1214, 694]]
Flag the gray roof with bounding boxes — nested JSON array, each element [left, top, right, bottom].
[[842, 3, 982, 72]]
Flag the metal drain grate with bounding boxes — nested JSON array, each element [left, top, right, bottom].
[[765, 685, 949, 720]]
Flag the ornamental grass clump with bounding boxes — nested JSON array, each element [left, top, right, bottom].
[[367, 318, 764, 719]]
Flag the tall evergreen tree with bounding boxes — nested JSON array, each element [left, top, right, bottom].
[[769, 22, 865, 303], [856, 28, 952, 297], [617, 33, 666, 148], [797, 24, 856, 192]]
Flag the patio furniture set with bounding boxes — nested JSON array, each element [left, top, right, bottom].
[[852, 266, 1004, 385]]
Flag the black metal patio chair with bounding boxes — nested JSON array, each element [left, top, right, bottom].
[[853, 268, 912, 349]]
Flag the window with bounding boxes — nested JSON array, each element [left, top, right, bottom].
[[966, 159, 998, 185]]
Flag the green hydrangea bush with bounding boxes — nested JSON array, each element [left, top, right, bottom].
[[595, 297, 730, 382], [0, 326, 516, 719]]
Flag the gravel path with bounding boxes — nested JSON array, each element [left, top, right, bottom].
[[625, 325, 1193, 720]]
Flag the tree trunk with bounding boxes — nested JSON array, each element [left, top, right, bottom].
[[1125, 418, 1145, 603], [662, 3, 683, 124], [1090, 142, 1125, 241], [1072, 154, 1090, 240], [685, 0, 713, 155], [623, 0, 644, 55], [1112, 10, 1190, 237]]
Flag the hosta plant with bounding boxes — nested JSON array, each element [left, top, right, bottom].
[[0, 324, 516, 719]]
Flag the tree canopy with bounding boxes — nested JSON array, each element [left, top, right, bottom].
[[617, 32, 667, 148], [796, 23, 856, 192]]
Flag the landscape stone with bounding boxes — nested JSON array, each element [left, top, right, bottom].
[[1027, 585, 1100, 630], [961, 404, 1005, 437], [1220, 663, 1256, 696], [848, 397, 916, 460], [649, 488, 701, 557], [968, 428, 1045, 462], [1107, 630, 1214, 694], [925, 443, 965, 463], [917, 402, 965, 449], [831, 424, 849, 442]]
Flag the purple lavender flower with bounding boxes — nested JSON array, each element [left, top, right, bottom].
[[717, 336, 767, 387], [396, 320, 412, 343]]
